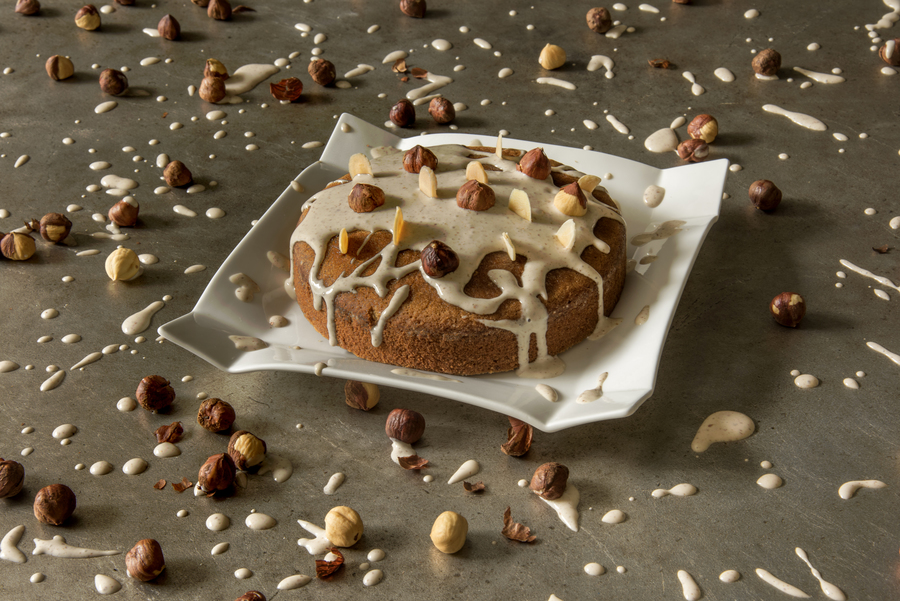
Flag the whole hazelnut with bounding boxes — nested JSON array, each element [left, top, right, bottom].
[[269, 77, 304, 102], [403, 145, 438, 174], [108, 198, 139, 226], [99, 68, 128, 96], [324, 506, 364, 547], [105, 247, 141, 281], [136, 375, 175, 411], [33, 484, 76, 525], [235, 593, 266, 601], [748, 179, 782, 211], [204, 58, 229, 80], [430, 511, 467, 554], [752, 48, 781, 76], [553, 183, 588, 217], [586, 7, 612, 34], [399, 0, 426, 18], [45, 56, 74, 81], [74, 5, 101, 30], [228, 430, 267, 470], [158, 14, 180, 40], [164, 160, 193, 187], [687, 114, 718, 144], [199, 75, 226, 103], [517, 148, 552, 180], [676, 138, 709, 162], [348, 183, 386, 213], [529, 462, 569, 500], [428, 97, 455, 124], [879, 39, 900, 67], [1, 232, 36, 261], [308, 59, 336, 86], [126, 539, 165, 581], [456, 180, 495, 211], [0, 459, 25, 498], [198, 453, 236, 493], [770, 292, 806, 328], [389, 99, 416, 128], [538, 44, 567, 70], [385, 408, 425, 444], [207, 0, 231, 20], [39, 213, 72, 243], [15, 0, 40, 15], [197, 398, 236, 432], [344, 380, 380, 411], [420, 240, 459, 279]]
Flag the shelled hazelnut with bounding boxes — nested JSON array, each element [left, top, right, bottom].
[[770, 292, 806, 327], [136, 375, 175, 411], [105, 247, 141, 281], [33, 484, 76, 525], [420, 240, 459, 278], [428, 97, 455, 124], [430, 511, 467, 554], [344, 381, 380, 411], [0, 459, 25, 498], [399, 0, 426, 18], [676, 139, 709, 162], [687, 114, 718, 143], [517, 148, 551, 180], [748, 179, 782, 211], [99, 69, 128, 96], [308, 59, 336, 86], [1, 232, 36, 261], [385, 408, 425, 443], [228, 430, 267, 470], [456, 180, 495, 211], [108, 198, 139, 226], [75, 5, 101, 30], [752, 48, 781, 76], [529, 462, 569, 500], [164, 160, 193, 187], [126, 539, 165, 581], [538, 44, 566, 70], [879, 39, 900, 66], [403, 145, 438, 173], [15, 0, 40, 15], [197, 398, 235, 431], [348, 183, 385, 213], [158, 14, 180, 40], [586, 7, 612, 33], [199, 75, 226, 102], [45, 56, 74, 81], [198, 453, 236, 492], [325, 506, 364, 547], [553, 183, 588, 217], [389, 99, 416, 127], [207, 0, 231, 20], [204, 59, 229, 80], [39, 213, 72, 243]]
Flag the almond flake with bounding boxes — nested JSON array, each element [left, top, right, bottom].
[[555, 219, 577, 251], [465, 161, 489, 184], [495, 132, 504, 159], [349, 153, 373, 178], [578, 174, 602, 194], [392, 206, 404, 246], [339, 228, 349, 253], [501, 232, 516, 261], [508, 189, 532, 221], [419, 165, 438, 198]]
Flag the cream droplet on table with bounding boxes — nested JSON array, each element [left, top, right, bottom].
[[448, 459, 480, 484], [691, 411, 755, 452], [324, 472, 345, 495], [0, 525, 26, 564], [755, 568, 810, 598], [757, 473, 783, 489], [794, 374, 819, 389], [795, 547, 846, 601], [838, 479, 886, 499], [245, 512, 277, 530], [278, 574, 312, 589], [122, 301, 165, 335], [584, 562, 605, 576], [153, 442, 180, 458], [94, 574, 121, 595], [677, 570, 702, 601], [720, 570, 740, 583], [652, 483, 697, 498], [601, 509, 626, 524], [537, 485, 580, 532]]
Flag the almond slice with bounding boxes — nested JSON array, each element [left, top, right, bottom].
[[339, 228, 349, 254], [501, 232, 516, 261], [392, 206, 404, 246], [577, 174, 602, 194], [553, 183, 588, 217], [496, 132, 504, 160], [555, 219, 577, 251], [419, 165, 438, 198], [349, 153, 373, 177], [507, 189, 532, 222], [465, 161, 489, 184]]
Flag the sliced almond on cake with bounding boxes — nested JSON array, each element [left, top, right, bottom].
[[392, 207, 404, 246], [577, 174, 602, 195], [507, 189, 532, 222], [465, 161, 489, 184], [501, 232, 516, 261], [555, 219, 577, 251], [419, 165, 438, 198], [349, 153, 373, 177], [495, 132, 504, 159], [339, 228, 349, 254]]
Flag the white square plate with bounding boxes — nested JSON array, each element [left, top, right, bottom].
[[159, 114, 727, 432]]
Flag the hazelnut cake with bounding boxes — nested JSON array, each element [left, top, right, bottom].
[[290, 142, 626, 377]]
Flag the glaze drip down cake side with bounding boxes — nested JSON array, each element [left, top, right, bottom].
[[289, 142, 626, 377]]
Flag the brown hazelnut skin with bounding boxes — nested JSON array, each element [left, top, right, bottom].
[[235, 593, 266, 601], [1, 232, 36, 261], [207, 0, 232, 20], [879, 39, 900, 67], [45, 56, 74, 81], [385, 408, 425, 444], [752, 48, 781, 76], [748, 179, 782, 211], [308, 59, 336, 86], [456, 180, 496, 211], [345, 380, 380, 411], [126, 539, 165, 581], [421, 240, 459, 278], [348, 183, 386, 213], [108, 199, 139, 227], [517, 148, 552, 180], [204, 59, 229, 80], [389, 99, 416, 128], [33, 484, 76, 525], [99, 69, 128, 96], [198, 453, 236, 492], [428, 97, 456, 124], [399, 0, 426, 18], [403, 145, 438, 174], [586, 7, 612, 33], [115, 0, 135, 5], [158, 14, 180, 40], [270, 78, 304, 102], [15, 0, 40, 15], [529, 462, 569, 500], [770, 292, 806, 328], [199, 75, 226, 103], [676, 139, 709, 162], [136, 375, 175, 412], [39, 213, 72, 243], [197, 398, 236, 432], [164, 160, 193, 187], [687, 114, 718, 144], [0, 459, 25, 498]]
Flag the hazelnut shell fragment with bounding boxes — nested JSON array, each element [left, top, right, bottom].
[[270, 77, 303, 102], [676, 139, 709, 162], [324, 506, 364, 547], [748, 179, 782, 211], [430, 511, 467, 554], [500, 417, 533, 456], [1, 232, 36, 261], [0, 459, 25, 498], [15, 0, 40, 15], [45, 56, 74, 81], [420, 240, 459, 279], [517, 148, 552, 180], [126, 539, 165, 581], [108, 199, 139, 226], [154, 421, 184, 444], [207, 0, 231, 20], [399, 0, 426, 18], [770, 292, 806, 328], [39, 213, 72, 243], [344, 380, 380, 411], [403, 145, 438, 173], [529, 462, 569, 500], [197, 398, 236, 432], [389, 99, 416, 127], [158, 14, 181, 40], [99, 69, 128, 96], [199, 76, 226, 103], [348, 183, 386, 213], [228, 430, 267, 470], [385, 408, 425, 444], [308, 59, 336, 86], [752, 48, 781, 76], [687, 114, 718, 144], [428, 97, 456, 124], [586, 7, 612, 33], [136, 375, 175, 411], [34, 484, 76, 525], [456, 180, 495, 211], [164, 160, 193, 187], [198, 453, 236, 492], [75, 5, 101, 30]]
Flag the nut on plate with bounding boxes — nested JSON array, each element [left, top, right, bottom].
[[344, 380, 380, 411], [403, 145, 438, 174], [235, 593, 266, 601], [456, 180, 495, 211], [348, 183, 386, 213], [538, 44, 566, 70], [108, 198, 139, 227], [770, 292, 806, 327], [136, 375, 175, 411], [399, 0, 426, 18], [752, 48, 781, 76], [158, 14, 180, 40], [126, 539, 165, 581], [586, 7, 612, 33], [199, 75, 226, 103], [676, 138, 709, 162], [390, 99, 416, 128], [45, 56, 74, 81], [105, 247, 141, 281], [34, 484, 76, 525], [197, 398, 236, 432], [553, 183, 588, 217], [75, 5, 100, 30], [207, 0, 232, 20], [270, 77, 303, 102], [428, 97, 455, 124], [430, 511, 467, 554], [420, 240, 459, 278], [0, 459, 25, 498], [385, 408, 425, 443], [1, 232, 36, 261], [517, 147, 552, 180], [40, 213, 72, 243], [308, 59, 336, 86], [529, 462, 569, 500], [198, 453, 236, 493], [15, 0, 40, 15], [99, 68, 128, 96], [164, 160, 193, 187], [324, 506, 364, 547], [204, 58, 229, 80], [228, 430, 267, 470], [687, 114, 718, 143], [879, 39, 900, 66], [748, 179, 782, 211]]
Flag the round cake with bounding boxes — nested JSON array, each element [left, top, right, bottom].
[[290, 142, 626, 377]]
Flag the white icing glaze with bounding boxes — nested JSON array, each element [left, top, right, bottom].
[[691, 411, 755, 452]]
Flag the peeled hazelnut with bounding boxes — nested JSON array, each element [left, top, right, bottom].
[[553, 183, 588, 217], [228, 430, 267, 470], [99, 68, 128, 96], [428, 97, 455, 124], [748, 179, 782, 211], [403, 145, 438, 174], [164, 160, 193, 187], [45, 56, 74, 81], [385, 408, 425, 444], [770, 292, 806, 328], [308, 59, 336, 86], [399, 0, 426, 18], [204, 58, 229, 80], [105, 247, 141, 281], [0, 459, 25, 498], [39, 213, 72, 243], [586, 7, 612, 33], [270, 77, 303, 102], [389, 99, 416, 128], [108, 198, 139, 226], [75, 5, 101, 30], [126, 539, 165, 581], [158, 14, 180, 40], [687, 114, 718, 144], [325, 506, 364, 547], [430, 511, 467, 554], [1, 232, 36, 261], [345, 380, 380, 411], [538, 44, 567, 70], [348, 183, 386, 213], [199, 75, 226, 102], [207, 0, 231, 20], [456, 180, 495, 211], [517, 148, 552, 180], [879, 39, 900, 67], [676, 138, 709, 162], [136, 375, 175, 411], [15, 0, 40, 15], [420, 240, 459, 278], [197, 398, 236, 432], [752, 48, 781, 76], [529, 462, 569, 500], [235, 593, 266, 601], [34, 484, 76, 525], [198, 453, 236, 493]]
